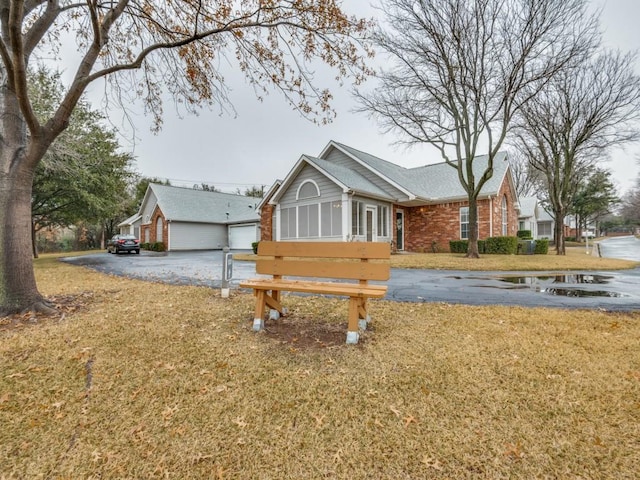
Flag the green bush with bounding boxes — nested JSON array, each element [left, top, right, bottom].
[[534, 238, 549, 254], [140, 242, 150, 250], [252, 241, 260, 254], [449, 239, 487, 254], [517, 230, 532, 239], [449, 240, 468, 253], [485, 236, 518, 254]]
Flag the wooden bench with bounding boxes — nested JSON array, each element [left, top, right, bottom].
[[239, 241, 390, 344]]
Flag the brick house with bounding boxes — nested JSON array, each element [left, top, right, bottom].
[[135, 184, 261, 251], [259, 141, 518, 252]]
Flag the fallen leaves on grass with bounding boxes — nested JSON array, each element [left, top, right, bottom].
[[1, 258, 639, 479]]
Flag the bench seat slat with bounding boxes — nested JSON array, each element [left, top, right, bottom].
[[258, 241, 390, 260], [239, 279, 388, 298], [256, 259, 390, 281]]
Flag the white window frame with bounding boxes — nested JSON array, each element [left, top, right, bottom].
[[460, 206, 469, 240], [296, 180, 320, 200], [377, 205, 390, 238], [501, 195, 508, 236]]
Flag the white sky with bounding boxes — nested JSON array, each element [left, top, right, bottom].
[[84, 0, 640, 196]]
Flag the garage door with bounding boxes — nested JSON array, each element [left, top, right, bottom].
[[170, 222, 226, 250], [229, 224, 258, 249]]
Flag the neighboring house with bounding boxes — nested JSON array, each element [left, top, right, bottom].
[[136, 184, 261, 250], [536, 208, 554, 241], [518, 197, 539, 238], [118, 212, 142, 238], [260, 141, 518, 252], [535, 208, 578, 243]]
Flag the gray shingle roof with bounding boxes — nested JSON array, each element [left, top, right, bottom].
[[118, 212, 141, 227], [149, 184, 260, 224], [333, 142, 509, 201], [304, 156, 394, 199], [518, 197, 538, 218]]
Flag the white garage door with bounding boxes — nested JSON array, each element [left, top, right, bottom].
[[229, 224, 258, 249], [170, 222, 227, 250]]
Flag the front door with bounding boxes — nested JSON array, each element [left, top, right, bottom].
[[396, 210, 404, 250], [366, 207, 376, 242]]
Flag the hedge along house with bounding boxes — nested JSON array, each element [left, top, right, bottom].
[[261, 141, 518, 252], [138, 184, 261, 250]]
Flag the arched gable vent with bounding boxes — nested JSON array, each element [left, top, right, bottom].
[[296, 180, 320, 200]]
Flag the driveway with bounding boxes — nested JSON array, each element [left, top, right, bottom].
[[61, 236, 640, 311]]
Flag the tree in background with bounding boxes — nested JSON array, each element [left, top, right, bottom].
[[0, 1, 372, 314], [29, 68, 135, 257], [194, 183, 218, 192], [621, 166, 640, 227], [570, 168, 619, 239], [508, 149, 545, 199], [135, 177, 171, 208], [243, 186, 265, 198], [513, 50, 640, 254], [358, 0, 596, 258]]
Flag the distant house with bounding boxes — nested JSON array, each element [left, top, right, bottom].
[[260, 141, 518, 252], [518, 197, 539, 238], [536, 208, 555, 241], [118, 212, 142, 238], [135, 184, 261, 250]]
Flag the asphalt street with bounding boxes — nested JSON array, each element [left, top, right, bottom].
[[61, 236, 640, 311]]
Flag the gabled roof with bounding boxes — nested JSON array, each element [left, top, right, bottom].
[[331, 142, 510, 202], [142, 184, 260, 224], [305, 156, 394, 199], [273, 141, 513, 205], [118, 212, 141, 228], [518, 197, 538, 219]]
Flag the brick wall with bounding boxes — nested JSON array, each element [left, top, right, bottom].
[[260, 204, 274, 241], [401, 179, 518, 253], [149, 207, 168, 245]]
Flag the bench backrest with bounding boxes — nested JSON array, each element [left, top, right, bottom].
[[256, 241, 390, 281]]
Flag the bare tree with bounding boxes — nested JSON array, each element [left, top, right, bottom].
[[508, 149, 545, 199], [0, 1, 372, 314], [621, 163, 640, 225], [513, 51, 640, 254], [357, 0, 596, 258]]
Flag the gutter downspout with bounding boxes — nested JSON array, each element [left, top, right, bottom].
[[167, 219, 171, 252], [488, 196, 493, 238]]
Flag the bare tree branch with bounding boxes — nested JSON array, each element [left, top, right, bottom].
[[356, 0, 597, 257]]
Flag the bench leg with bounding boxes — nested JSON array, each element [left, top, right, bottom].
[[253, 290, 267, 331], [346, 297, 360, 344], [358, 298, 370, 331]]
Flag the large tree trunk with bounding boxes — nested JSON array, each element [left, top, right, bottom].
[[466, 197, 480, 258], [0, 84, 53, 314], [0, 166, 52, 314]]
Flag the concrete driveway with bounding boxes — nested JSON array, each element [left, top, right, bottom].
[[61, 236, 640, 311]]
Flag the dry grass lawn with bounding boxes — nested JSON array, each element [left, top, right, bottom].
[[1, 256, 639, 479]]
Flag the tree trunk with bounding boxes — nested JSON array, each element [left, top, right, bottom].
[[0, 84, 54, 314], [554, 208, 566, 255], [466, 197, 480, 258], [0, 168, 53, 314]]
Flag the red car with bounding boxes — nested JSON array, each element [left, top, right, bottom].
[[107, 234, 140, 254]]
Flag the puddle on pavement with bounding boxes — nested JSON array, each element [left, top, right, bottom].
[[496, 274, 627, 298]]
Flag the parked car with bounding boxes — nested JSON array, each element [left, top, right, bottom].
[[107, 234, 140, 254]]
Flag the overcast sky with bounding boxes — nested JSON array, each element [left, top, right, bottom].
[[91, 0, 640, 196]]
